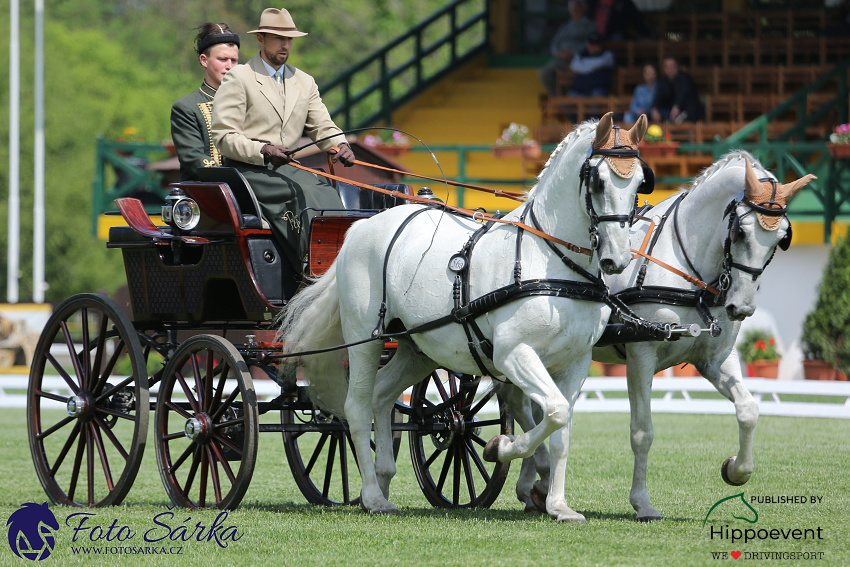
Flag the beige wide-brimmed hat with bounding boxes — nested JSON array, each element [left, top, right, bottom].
[[247, 8, 308, 37]]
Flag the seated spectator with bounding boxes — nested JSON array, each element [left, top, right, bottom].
[[589, 0, 652, 41], [650, 56, 703, 124], [624, 64, 657, 123], [538, 0, 598, 96], [568, 32, 615, 97]]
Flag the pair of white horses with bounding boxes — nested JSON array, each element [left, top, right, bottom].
[[279, 113, 814, 522]]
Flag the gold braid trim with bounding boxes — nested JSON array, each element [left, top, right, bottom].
[[197, 101, 221, 167]]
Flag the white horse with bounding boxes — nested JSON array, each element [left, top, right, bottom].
[[508, 151, 816, 520], [278, 113, 650, 521]]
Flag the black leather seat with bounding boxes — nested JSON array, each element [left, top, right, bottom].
[[335, 182, 411, 211]]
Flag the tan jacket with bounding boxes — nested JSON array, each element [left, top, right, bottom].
[[211, 53, 346, 166]]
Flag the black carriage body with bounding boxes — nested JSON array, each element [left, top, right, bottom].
[[108, 170, 296, 324]]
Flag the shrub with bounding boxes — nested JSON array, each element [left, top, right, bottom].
[[801, 231, 850, 373]]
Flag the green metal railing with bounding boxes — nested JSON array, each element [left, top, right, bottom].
[[91, 136, 169, 235], [321, 0, 489, 130]]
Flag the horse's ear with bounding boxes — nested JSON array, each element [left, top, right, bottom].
[[781, 174, 817, 202], [744, 160, 762, 200], [595, 112, 613, 148], [628, 114, 648, 145]]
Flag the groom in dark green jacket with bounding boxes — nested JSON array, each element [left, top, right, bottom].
[[170, 23, 240, 181]]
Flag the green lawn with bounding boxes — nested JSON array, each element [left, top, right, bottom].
[[1, 408, 847, 566]]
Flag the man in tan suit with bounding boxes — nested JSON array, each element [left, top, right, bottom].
[[212, 7, 354, 277]]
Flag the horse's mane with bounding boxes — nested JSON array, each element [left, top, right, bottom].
[[683, 150, 765, 195], [527, 119, 598, 197]]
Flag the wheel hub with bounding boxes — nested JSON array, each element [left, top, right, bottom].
[[431, 409, 464, 450], [184, 414, 212, 442], [66, 393, 93, 420]]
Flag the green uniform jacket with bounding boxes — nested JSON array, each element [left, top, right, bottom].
[[170, 81, 220, 182]]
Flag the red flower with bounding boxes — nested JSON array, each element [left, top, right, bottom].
[[755, 340, 767, 350], [769, 337, 776, 345]]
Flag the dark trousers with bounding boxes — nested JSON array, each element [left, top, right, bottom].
[[224, 159, 344, 276]]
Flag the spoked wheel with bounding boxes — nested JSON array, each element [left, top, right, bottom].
[[154, 335, 258, 509], [282, 398, 402, 506], [27, 293, 149, 507], [408, 371, 513, 508]]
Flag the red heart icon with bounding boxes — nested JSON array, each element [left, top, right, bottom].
[[731, 551, 742, 560]]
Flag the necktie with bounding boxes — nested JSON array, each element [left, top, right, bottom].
[[273, 70, 282, 85]]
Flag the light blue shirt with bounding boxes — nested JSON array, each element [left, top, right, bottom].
[[260, 57, 281, 79]]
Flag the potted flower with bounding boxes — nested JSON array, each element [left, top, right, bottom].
[[736, 329, 781, 378], [493, 123, 540, 159], [826, 123, 850, 159], [362, 129, 411, 157], [801, 230, 850, 380], [639, 124, 679, 157]]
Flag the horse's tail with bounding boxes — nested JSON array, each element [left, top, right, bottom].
[[276, 261, 349, 417]]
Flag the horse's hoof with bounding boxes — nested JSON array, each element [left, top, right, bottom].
[[557, 513, 587, 524], [637, 514, 663, 523], [523, 503, 544, 514], [359, 499, 398, 515], [721, 456, 748, 486], [531, 480, 548, 514], [483, 434, 513, 462]]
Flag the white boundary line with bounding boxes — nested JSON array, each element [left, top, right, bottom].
[[3, 375, 848, 419]]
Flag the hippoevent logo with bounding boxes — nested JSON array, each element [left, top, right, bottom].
[[705, 492, 826, 561], [6, 502, 59, 561]]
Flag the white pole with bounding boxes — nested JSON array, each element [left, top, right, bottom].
[[7, 0, 20, 303], [34, 0, 46, 303]]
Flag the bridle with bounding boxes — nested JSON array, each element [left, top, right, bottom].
[[579, 125, 655, 249], [717, 177, 792, 296]]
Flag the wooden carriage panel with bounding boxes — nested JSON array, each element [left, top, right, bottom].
[[308, 216, 362, 277]]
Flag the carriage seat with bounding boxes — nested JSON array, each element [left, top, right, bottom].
[[335, 182, 411, 211], [197, 167, 267, 229]]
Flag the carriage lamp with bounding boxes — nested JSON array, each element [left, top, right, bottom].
[[162, 188, 201, 230]]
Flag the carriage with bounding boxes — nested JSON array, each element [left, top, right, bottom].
[[26, 165, 515, 510]]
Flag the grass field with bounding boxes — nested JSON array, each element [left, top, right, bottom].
[[1, 408, 847, 566]]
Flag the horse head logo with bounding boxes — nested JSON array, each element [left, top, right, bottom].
[[6, 502, 59, 561], [703, 492, 759, 527]]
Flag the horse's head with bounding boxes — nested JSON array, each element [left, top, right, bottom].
[[723, 160, 816, 320], [582, 112, 651, 274]]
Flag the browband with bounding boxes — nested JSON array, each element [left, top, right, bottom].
[[197, 33, 240, 55]]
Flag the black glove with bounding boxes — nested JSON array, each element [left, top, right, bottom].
[[261, 144, 292, 167], [330, 143, 355, 167]]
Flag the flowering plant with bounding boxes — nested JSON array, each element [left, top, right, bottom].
[[643, 124, 670, 143], [118, 127, 142, 143], [829, 123, 850, 145], [496, 123, 535, 147], [737, 329, 780, 363], [363, 129, 410, 148]]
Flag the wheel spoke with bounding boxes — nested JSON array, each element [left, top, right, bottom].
[[436, 445, 454, 493], [432, 375, 449, 402], [80, 308, 92, 390], [322, 434, 338, 498], [92, 338, 126, 397], [452, 442, 461, 504], [461, 378, 480, 412], [37, 416, 75, 440], [89, 314, 110, 393], [34, 389, 70, 404], [210, 387, 240, 423], [48, 421, 82, 476], [45, 351, 80, 395], [95, 375, 134, 404], [305, 433, 330, 476], [165, 400, 194, 421], [209, 440, 237, 484], [181, 447, 202, 496], [92, 414, 129, 460], [460, 440, 477, 502], [465, 438, 491, 481], [468, 387, 497, 417], [212, 432, 242, 456], [94, 406, 135, 421], [206, 446, 223, 504], [198, 449, 209, 507], [212, 416, 245, 430], [169, 442, 196, 474], [175, 371, 200, 413], [340, 434, 351, 503], [424, 446, 443, 469], [162, 430, 186, 442], [89, 422, 115, 491], [67, 428, 86, 502], [203, 351, 215, 412], [211, 364, 230, 412], [86, 425, 96, 505]]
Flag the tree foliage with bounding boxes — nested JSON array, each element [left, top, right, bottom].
[[0, 0, 448, 303], [802, 231, 850, 373]]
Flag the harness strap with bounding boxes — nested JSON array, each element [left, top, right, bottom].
[[631, 250, 720, 295], [286, 160, 594, 256]]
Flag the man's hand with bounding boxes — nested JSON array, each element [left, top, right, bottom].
[[261, 144, 292, 167], [330, 143, 355, 167]]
